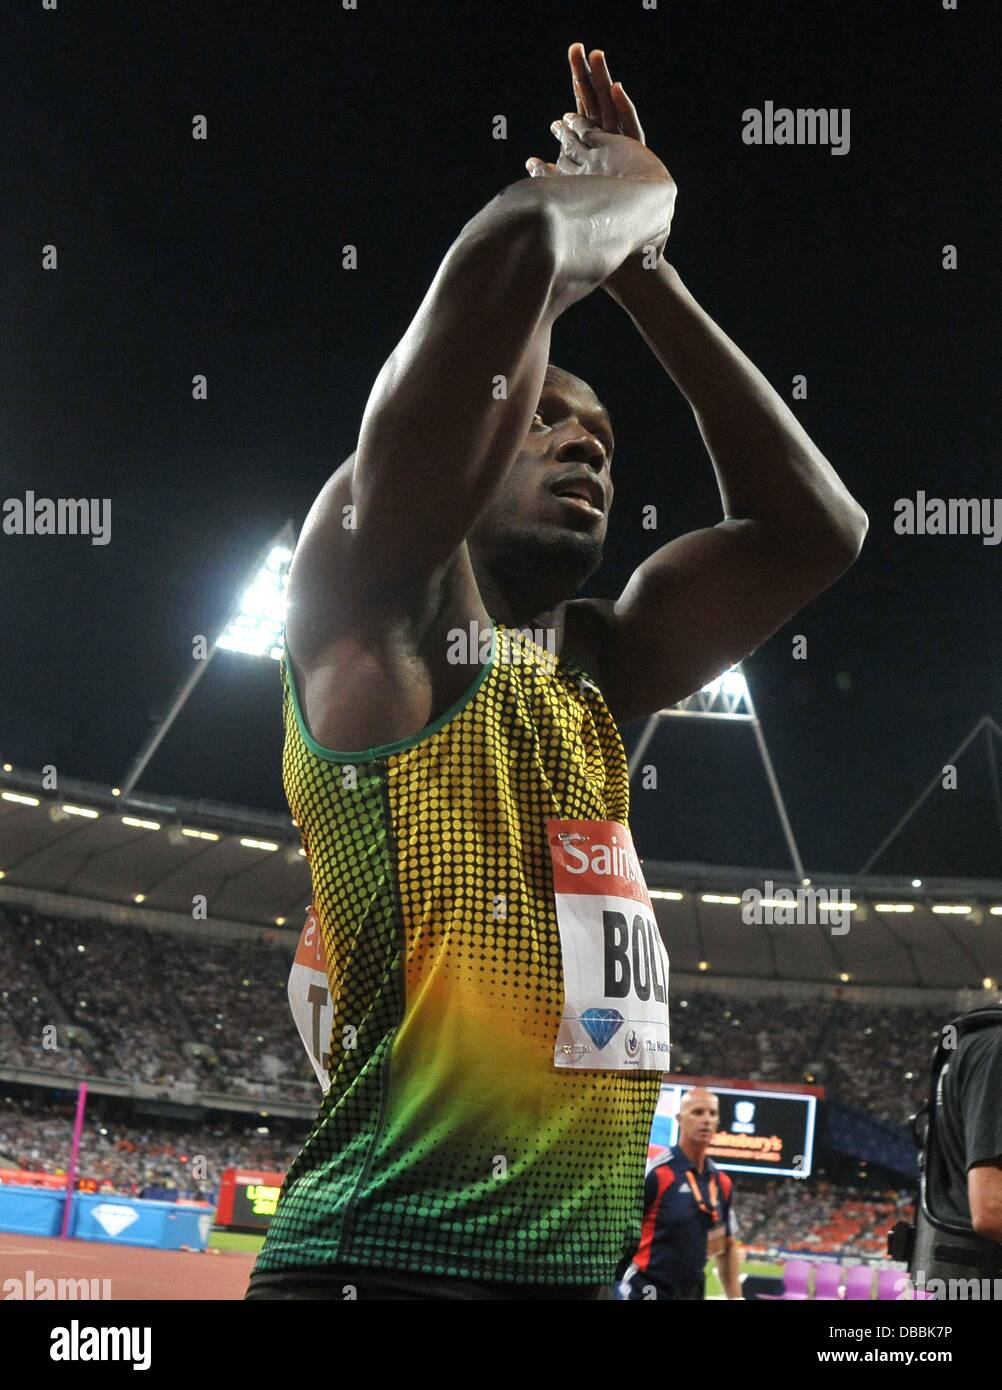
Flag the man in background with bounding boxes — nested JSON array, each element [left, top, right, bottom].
[[618, 1088, 742, 1300]]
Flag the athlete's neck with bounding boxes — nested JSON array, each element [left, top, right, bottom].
[[470, 538, 598, 634], [474, 574, 562, 636], [678, 1138, 708, 1173]]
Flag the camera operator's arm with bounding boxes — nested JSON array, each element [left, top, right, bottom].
[[962, 1029, 1002, 1241], [969, 1162, 1002, 1242]]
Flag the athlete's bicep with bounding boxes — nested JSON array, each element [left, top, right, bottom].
[[570, 520, 860, 725]]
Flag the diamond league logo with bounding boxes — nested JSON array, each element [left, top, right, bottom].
[[92, 1204, 140, 1237], [579, 1008, 624, 1050]]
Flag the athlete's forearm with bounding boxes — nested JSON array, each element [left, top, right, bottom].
[[482, 175, 672, 317], [607, 259, 868, 564]]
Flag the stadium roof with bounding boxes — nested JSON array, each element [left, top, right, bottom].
[[2, 767, 1002, 992]]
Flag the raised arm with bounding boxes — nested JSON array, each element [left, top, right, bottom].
[[288, 149, 674, 658], [351, 165, 670, 578]]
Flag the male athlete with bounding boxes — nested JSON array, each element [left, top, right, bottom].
[[246, 44, 867, 1301], [618, 1088, 741, 1300]]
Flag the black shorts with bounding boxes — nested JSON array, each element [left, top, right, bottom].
[[621, 1271, 704, 1301], [245, 1265, 614, 1302]]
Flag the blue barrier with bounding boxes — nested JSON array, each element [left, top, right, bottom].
[[71, 1194, 211, 1249], [0, 1184, 64, 1237], [0, 1184, 211, 1250]]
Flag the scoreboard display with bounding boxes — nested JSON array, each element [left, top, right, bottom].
[[215, 1169, 286, 1232], [650, 1081, 818, 1178]]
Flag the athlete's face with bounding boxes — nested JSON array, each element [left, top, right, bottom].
[[679, 1092, 720, 1147], [467, 366, 614, 594]]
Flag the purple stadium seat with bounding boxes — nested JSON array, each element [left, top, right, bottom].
[[758, 1258, 812, 1299], [813, 1263, 844, 1300], [843, 1265, 874, 1300], [876, 1268, 912, 1300]]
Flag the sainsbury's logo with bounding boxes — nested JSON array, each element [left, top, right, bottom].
[[562, 833, 644, 885]]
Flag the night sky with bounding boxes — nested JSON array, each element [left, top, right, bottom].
[[4, 0, 999, 880]]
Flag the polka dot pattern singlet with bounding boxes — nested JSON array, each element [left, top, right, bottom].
[[252, 617, 665, 1284]]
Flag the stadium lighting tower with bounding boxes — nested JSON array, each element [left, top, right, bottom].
[[860, 714, 1002, 874], [119, 521, 295, 798], [627, 665, 807, 881], [217, 537, 294, 660]]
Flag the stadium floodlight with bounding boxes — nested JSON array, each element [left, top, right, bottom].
[[62, 804, 99, 819], [701, 893, 742, 905], [122, 816, 161, 831], [627, 661, 807, 882], [217, 544, 293, 661], [650, 889, 684, 901], [239, 837, 279, 852], [931, 904, 971, 915], [181, 827, 219, 842], [118, 520, 295, 799], [661, 665, 752, 721], [2, 791, 39, 806], [758, 897, 858, 912]]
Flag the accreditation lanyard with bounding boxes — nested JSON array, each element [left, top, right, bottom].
[[686, 1170, 720, 1225]]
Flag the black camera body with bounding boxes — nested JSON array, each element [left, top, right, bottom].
[[888, 1006, 1002, 1292]]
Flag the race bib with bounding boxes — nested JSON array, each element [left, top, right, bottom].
[[548, 819, 670, 1071], [288, 906, 332, 1092]]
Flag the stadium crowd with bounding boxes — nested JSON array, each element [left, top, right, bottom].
[[737, 1179, 912, 1257], [669, 993, 941, 1127], [0, 903, 946, 1126], [0, 1092, 305, 1198], [0, 905, 311, 1098], [0, 902, 946, 1255]]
